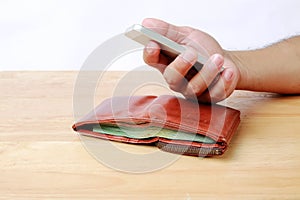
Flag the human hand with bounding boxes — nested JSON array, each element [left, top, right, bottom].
[[142, 18, 241, 103]]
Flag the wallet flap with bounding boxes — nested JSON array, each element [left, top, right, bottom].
[[73, 95, 240, 142]]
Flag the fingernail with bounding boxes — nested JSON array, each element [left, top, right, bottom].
[[180, 50, 197, 64], [163, 67, 176, 83], [224, 69, 233, 81], [212, 54, 223, 69], [146, 41, 158, 54]]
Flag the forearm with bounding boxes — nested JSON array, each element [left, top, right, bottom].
[[227, 36, 300, 94]]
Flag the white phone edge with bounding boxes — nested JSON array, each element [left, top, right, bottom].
[[125, 24, 206, 65]]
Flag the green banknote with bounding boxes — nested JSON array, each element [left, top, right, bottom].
[[93, 124, 215, 144]]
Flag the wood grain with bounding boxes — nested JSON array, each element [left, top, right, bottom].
[[0, 71, 300, 199]]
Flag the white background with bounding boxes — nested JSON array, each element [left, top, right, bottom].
[[0, 0, 299, 70]]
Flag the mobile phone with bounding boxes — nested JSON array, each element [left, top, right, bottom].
[[125, 24, 204, 80]]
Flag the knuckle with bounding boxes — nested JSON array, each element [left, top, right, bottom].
[[189, 82, 202, 96], [143, 52, 159, 66], [163, 68, 182, 91]]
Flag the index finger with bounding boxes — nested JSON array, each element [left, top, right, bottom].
[[142, 18, 194, 43]]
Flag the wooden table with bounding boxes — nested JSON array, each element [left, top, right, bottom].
[[1, 71, 300, 199]]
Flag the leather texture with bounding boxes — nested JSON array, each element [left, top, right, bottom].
[[72, 95, 240, 157]]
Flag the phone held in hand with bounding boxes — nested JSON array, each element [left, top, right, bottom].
[[125, 24, 222, 82]]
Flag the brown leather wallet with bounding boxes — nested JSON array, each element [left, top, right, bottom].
[[72, 95, 240, 157]]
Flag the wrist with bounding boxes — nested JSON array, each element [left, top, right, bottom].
[[224, 50, 249, 90]]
